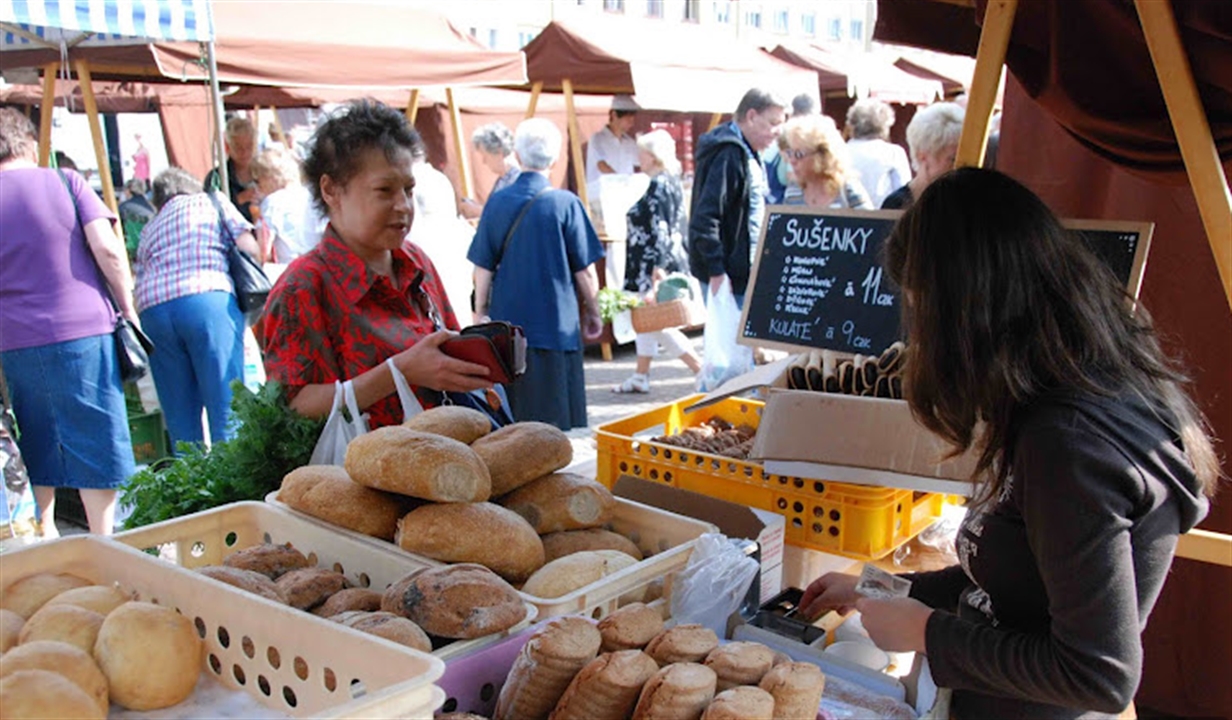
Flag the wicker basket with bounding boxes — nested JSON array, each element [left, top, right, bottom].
[[630, 299, 702, 333]]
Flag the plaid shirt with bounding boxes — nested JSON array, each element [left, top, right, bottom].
[[261, 230, 460, 428], [135, 191, 253, 312]]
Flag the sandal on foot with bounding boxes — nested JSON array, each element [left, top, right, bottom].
[[612, 374, 650, 394]]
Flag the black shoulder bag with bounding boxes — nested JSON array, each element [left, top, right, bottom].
[[206, 191, 272, 326]]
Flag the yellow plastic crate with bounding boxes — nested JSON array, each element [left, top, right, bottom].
[[595, 394, 944, 560]]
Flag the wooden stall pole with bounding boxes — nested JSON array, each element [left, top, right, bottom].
[[445, 87, 473, 200], [562, 79, 588, 209], [74, 61, 119, 218], [525, 81, 543, 119], [37, 63, 57, 167], [406, 88, 420, 125], [707, 113, 722, 132], [1176, 529, 1232, 568], [270, 107, 289, 149], [1135, 0, 1232, 313], [954, 0, 1016, 169]]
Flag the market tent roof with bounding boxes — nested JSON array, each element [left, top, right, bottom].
[[767, 42, 944, 106], [0, 1, 526, 90], [521, 17, 819, 114], [0, 0, 213, 46], [887, 46, 978, 98]]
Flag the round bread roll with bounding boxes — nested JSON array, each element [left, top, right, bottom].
[[274, 568, 348, 611], [0, 669, 104, 720], [222, 542, 311, 580], [277, 465, 410, 541], [346, 426, 492, 502], [402, 406, 492, 444], [395, 502, 544, 583], [704, 641, 776, 691], [331, 611, 431, 653], [1, 573, 92, 619], [542, 528, 643, 563], [0, 640, 109, 716], [0, 609, 24, 653], [552, 649, 660, 720], [521, 550, 639, 600], [630, 662, 717, 720], [313, 588, 384, 617], [197, 566, 288, 604], [42, 584, 131, 617], [470, 421, 573, 496], [644, 624, 719, 666], [93, 601, 203, 710], [598, 603, 666, 653], [493, 616, 601, 720], [18, 604, 104, 656], [498, 472, 616, 534], [388, 564, 526, 640], [701, 686, 775, 720], [758, 661, 826, 720]]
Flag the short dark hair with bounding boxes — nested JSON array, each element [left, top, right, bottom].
[[303, 99, 421, 215], [125, 178, 148, 195], [54, 150, 78, 171], [151, 167, 203, 209], [612, 109, 637, 119], [734, 88, 787, 121], [791, 93, 817, 117], [0, 107, 36, 163]]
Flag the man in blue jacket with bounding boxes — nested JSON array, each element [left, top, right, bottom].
[[688, 88, 787, 304]]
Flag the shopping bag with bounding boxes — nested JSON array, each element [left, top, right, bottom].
[[308, 381, 368, 466], [696, 278, 755, 391], [388, 358, 514, 430]]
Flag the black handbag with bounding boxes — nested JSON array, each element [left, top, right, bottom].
[[207, 192, 272, 325]]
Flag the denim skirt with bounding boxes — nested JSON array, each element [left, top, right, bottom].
[[0, 333, 135, 489]]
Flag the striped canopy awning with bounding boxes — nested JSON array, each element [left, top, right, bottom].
[[0, 0, 213, 48]]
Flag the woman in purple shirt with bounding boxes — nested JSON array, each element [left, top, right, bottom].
[[0, 108, 138, 536]]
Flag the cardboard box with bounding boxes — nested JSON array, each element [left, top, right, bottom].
[[613, 476, 784, 607], [687, 357, 980, 495]]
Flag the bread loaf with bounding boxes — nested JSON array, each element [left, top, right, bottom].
[[42, 585, 131, 617], [498, 472, 616, 533], [197, 566, 288, 604], [388, 564, 526, 639], [644, 624, 719, 666], [403, 406, 492, 444], [346, 426, 492, 502], [550, 650, 659, 720], [521, 551, 638, 599], [274, 568, 348, 611], [17, 604, 104, 656], [223, 542, 312, 580], [0, 641, 110, 717], [703, 641, 776, 691], [493, 616, 601, 720], [278, 465, 411, 540], [471, 422, 573, 496], [94, 601, 203, 710], [542, 528, 643, 563], [395, 502, 544, 582], [630, 662, 716, 720], [0, 669, 104, 720], [598, 603, 665, 653], [312, 588, 383, 617], [1, 573, 92, 619], [0, 609, 22, 653], [331, 611, 431, 652], [700, 686, 775, 720], [758, 661, 826, 720]]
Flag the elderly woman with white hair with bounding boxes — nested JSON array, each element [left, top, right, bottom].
[[468, 118, 604, 430], [613, 129, 700, 394], [881, 101, 965, 209], [472, 122, 521, 197]]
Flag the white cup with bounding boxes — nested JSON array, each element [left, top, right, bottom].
[[824, 640, 891, 672], [833, 612, 871, 644]]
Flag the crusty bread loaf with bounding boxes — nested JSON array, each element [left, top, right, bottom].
[[494, 616, 601, 720], [703, 641, 776, 691], [644, 625, 719, 666], [346, 426, 492, 502], [402, 406, 492, 444], [223, 542, 312, 580], [395, 502, 544, 583], [277, 465, 409, 541], [521, 551, 638, 600], [498, 472, 616, 533], [197, 566, 288, 604], [274, 568, 348, 610], [630, 662, 716, 720], [758, 661, 826, 720], [542, 528, 643, 563], [550, 649, 659, 720], [312, 588, 384, 617], [388, 564, 526, 640], [598, 603, 665, 653], [700, 686, 775, 720], [471, 422, 573, 496], [331, 611, 431, 652], [1, 572, 92, 619]]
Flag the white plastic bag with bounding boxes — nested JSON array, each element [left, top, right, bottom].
[[696, 278, 755, 391], [308, 380, 368, 466], [670, 533, 760, 637], [386, 358, 425, 419]]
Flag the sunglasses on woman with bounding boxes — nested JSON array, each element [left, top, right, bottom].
[[784, 147, 819, 161]]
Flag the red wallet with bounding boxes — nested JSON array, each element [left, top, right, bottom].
[[440, 321, 527, 385]]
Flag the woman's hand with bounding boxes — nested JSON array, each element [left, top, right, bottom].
[[392, 331, 493, 392], [854, 597, 932, 654], [801, 572, 861, 619], [581, 307, 604, 341]]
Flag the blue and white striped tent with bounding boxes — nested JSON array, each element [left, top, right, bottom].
[[0, 0, 213, 48]]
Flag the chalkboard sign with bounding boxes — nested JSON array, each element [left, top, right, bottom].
[[739, 207, 905, 355], [1063, 219, 1154, 301]]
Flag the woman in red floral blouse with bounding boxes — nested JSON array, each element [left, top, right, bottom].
[[262, 100, 492, 427]]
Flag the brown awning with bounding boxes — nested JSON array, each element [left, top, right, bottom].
[[767, 42, 945, 105]]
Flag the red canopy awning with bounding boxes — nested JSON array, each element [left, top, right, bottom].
[[768, 42, 945, 106]]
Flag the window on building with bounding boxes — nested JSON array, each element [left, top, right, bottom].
[[518, 30, 537, 47], [684, 0, 700, 22], [488, 28, 499, 48], [647, 0, 663, 17], [603, 0, 625, 12], [773, 9, 788, 33], [713, 1, 731, 23], [850, 19, 864, 42], [801, 13, 816, 36], [745, 10, 761, 28], [577, 0, 586, 5], [827, 17, 842, 40]]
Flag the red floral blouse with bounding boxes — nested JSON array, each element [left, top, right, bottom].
[[262, 230, 459, 428]]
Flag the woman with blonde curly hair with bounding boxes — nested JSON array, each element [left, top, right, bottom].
[[777, 114, 871, 209]]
